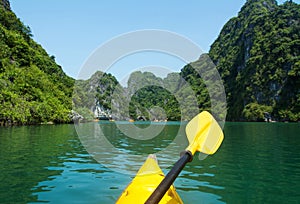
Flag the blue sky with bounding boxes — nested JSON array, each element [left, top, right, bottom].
[[10, 0, 295, 80]]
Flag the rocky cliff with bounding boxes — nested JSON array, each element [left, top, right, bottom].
[[209, 0, 299, 121]]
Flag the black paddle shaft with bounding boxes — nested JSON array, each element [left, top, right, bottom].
[[145, 151, 193, 204]]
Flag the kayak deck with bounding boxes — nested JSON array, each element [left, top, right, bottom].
[[116, 154, 183, 204]]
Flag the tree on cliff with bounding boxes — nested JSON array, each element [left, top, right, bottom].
[[209, 0, 299, 121], [0, 1, 74, 125]]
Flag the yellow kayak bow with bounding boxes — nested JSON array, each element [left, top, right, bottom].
[[117, 111, 224, 204], [116, 154, 183, 204]]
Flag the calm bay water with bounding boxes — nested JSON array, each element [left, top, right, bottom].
[[0, 122, 299, 203]]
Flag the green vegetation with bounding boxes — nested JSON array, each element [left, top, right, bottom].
[[124, 0, 299, 122], [243, 103, 273, 121], [0, 4, 74, 125], [179, 54, 227, 121], [1, 0, 299, 124], [127, 71, 181, 121], [209, 0, 300, 121], [73, 71, 119, 120]]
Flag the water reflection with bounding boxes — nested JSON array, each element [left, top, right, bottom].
[[75, 121, 189, 175], [0, 122, 299, 203], [0, 125, 125, 203]]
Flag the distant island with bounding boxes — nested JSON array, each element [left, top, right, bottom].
[[0, 0, 299, 125]]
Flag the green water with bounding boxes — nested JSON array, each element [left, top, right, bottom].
[[0, 122, 299, 203]]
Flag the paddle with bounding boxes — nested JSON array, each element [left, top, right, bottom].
[[145, 111, 224, 204]]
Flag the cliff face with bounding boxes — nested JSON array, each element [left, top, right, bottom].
[[209, 0, 300, 121], [74, 0, 299, 122], [76, 0, 299, 122], [73, 71, 119, 120], [5, 0, 297, 123]]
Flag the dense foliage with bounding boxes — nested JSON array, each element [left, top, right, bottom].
[[127, 71, 181, 121], [1, 0, 299, 124], [0, 4, 74, 125], [123, 64, 224, 121], [123, 0, 299, 122], [209, 0, 300, 121], [73, 71, 119, 120], [77, 0, 299, 122]]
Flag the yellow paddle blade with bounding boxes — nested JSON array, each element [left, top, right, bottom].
[[185, 111, 224, 155]]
